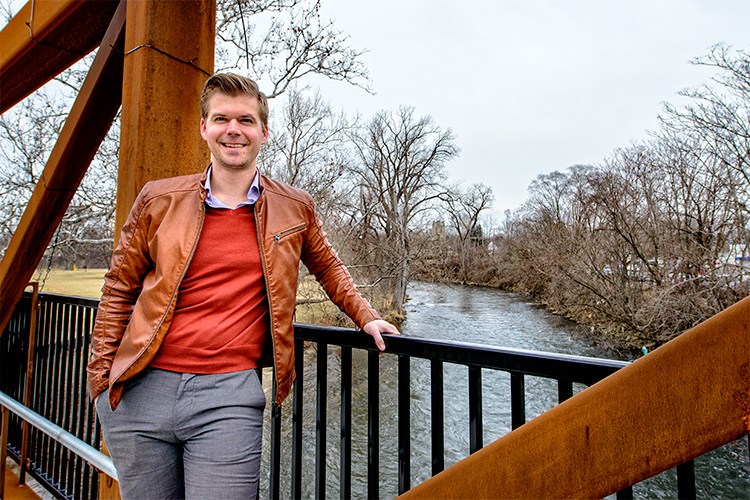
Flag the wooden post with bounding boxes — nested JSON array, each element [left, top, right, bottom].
[[0, 406, 9, 500], [19, 283, 39, 485]]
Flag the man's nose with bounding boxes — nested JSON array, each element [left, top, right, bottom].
[[226, 119, 241, 134]]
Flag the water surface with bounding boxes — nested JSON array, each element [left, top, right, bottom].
[[261, 281, 749, 499]]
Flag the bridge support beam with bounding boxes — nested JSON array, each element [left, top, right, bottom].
[[0, 0, 119, 113], [116, 0, 215, 238], [400, 296, 750, 499], [0, 1, 126, 333], [101, 1, 215, 497]]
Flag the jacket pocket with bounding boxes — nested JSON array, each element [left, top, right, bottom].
[[274, 223, 306, 243]]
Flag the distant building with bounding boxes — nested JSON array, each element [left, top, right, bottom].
[[432, 220, 445, 239]]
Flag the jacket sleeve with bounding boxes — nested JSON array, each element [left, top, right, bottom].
[[86, 185, 154, 400], [300, 204, 381, 329]]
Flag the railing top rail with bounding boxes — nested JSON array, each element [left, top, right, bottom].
[[0, 391, 117, 480], [18, 293, 625, 385], [24, 290, 101, 308], [294, 323, 628, 385]]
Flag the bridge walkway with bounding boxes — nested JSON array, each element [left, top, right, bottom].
[[3, 458, 45, 500]]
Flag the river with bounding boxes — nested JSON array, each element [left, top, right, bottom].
[[262, 281, 749, 499]]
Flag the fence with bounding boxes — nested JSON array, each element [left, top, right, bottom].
[[1, 292, 102, 499], [3, 292, 748, 499]]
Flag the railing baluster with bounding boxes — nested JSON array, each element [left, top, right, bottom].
[[558, 379, 573, 403], [34, 299, 51, 482], [677, 459, 696, 500], [398, 355, 411, 494], [270, 385, 281, 500], [340, 346, 352, 500], [76, 306, 93, 499], [47, 300, 61, 479], [367, 350, 379, 500], [469, 365, 483, 453], [85, 303, 97, 499], [21, 286, 39, 486], [52, 301, 65, 488], [64, 305, 79, 493], [616, 485, 633, 499], [430, 360, 444, 475], [510, 372, 525, 430], [291, 337, 304, 499], [316, 342, 328, 500]]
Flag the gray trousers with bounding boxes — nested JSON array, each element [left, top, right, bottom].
[[97, 368, 266, 500]]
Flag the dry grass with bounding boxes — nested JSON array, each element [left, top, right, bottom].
[[30, 269, 393, 327], [28, 269, 342, 324], [294, 275, 347, 325], [32, 268, 107, 298]]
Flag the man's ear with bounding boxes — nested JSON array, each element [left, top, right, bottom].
[[262, 124, 269, 144], [199, 118, 207, 140]]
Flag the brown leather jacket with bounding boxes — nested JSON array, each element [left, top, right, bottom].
[[86, 169, 380, 410]]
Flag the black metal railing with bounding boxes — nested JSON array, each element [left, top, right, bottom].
[[266, 325, 633, 499], [3, 292, 748, 499], [268, 325, 749, 500], [1, 292, 101, 500]]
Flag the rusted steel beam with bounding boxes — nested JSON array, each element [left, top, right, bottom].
[[0, 1, 126, 335], [116, 0, 215, 238], [0, 0, 119, 113], [399, 296, 750, 499]]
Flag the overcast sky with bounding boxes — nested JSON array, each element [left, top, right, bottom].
[[306, 0, 750, 220], [5, 0, 748, 221]]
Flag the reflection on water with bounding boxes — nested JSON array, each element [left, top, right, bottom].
[[261, 281, 749, 499]]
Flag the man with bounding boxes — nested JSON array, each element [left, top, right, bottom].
[[86, 73, 398, 499]]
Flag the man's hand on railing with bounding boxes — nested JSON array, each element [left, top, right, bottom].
[[362, 319, 400, 351]]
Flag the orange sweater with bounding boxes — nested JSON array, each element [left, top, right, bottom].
[[150, 205, 268, 373]]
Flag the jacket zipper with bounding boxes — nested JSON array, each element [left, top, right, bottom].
[[111, 201, 206, 387], [274, 224, 306, 243], [255, 203, 279, 405]]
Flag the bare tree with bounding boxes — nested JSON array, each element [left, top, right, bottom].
[[440, 182, 494, 282], [216, 0, 371, 97], [348, 106, 458, 312], [0, 0, 373, 275], [660, 44, 750, 201], [0, 70, 77, 259], [260, 87, 352, 219]]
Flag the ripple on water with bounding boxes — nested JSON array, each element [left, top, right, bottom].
[[260, 281, 749, 499]]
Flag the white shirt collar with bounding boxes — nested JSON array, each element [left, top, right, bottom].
[[204, 166, 260, 209]]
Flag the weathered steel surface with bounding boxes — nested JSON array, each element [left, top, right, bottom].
[[0, 0, 119, 113], [98, 4, 215, 497], [399, 296, 750, 499], [0, 1, 126, 335], [116, 0, 215, 238]]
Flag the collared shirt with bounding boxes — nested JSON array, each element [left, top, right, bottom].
[[204, 166, 261, 209]]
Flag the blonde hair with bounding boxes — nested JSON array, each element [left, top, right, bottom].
[[200, 73, 269, 128]]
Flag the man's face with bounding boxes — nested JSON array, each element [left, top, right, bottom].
[[200, 92, 268, 173]]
